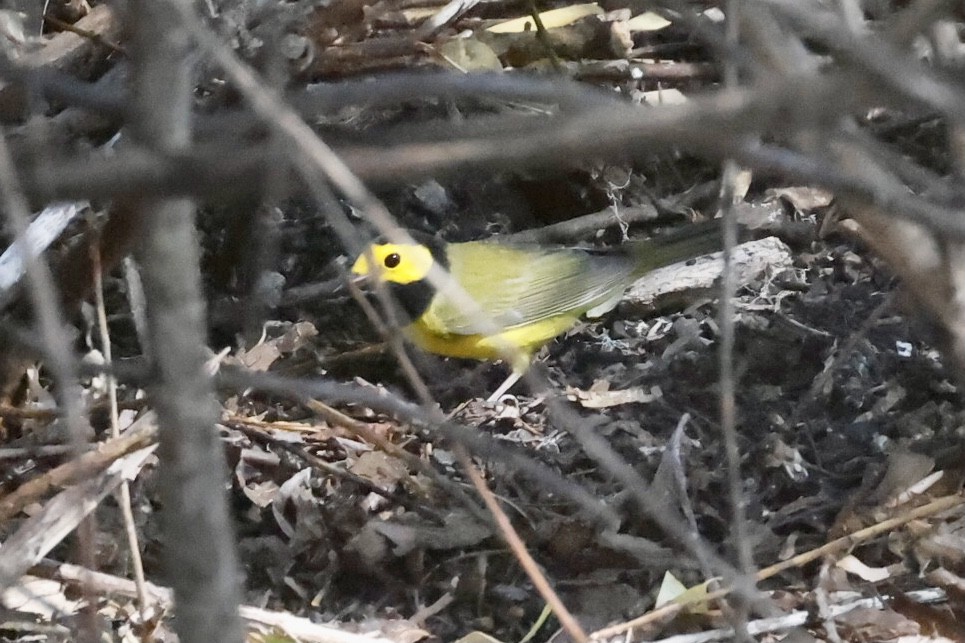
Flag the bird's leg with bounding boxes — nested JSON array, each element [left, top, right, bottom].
[[486, 370, 523, 402]]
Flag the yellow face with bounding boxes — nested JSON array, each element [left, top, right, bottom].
[[350, 243, 435, 285]]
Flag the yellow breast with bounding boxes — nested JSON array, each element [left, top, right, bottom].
[[404, 313, 582, 372]]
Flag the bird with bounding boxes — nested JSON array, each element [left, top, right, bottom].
[[350, 221, 725, 400]]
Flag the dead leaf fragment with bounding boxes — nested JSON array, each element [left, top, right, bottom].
[[487, 3, 602, 33], [836, 554, 891, 582], [626, 12, 670, 32], [654, 570, 687, 608], [454, 632, 504, 643], [1, 576, 82, 618], [763, 186, 834, 212], [349, 451, 409, 490], [836, 606, 920, 640], [238, 342, 282, 371], [654, 571, 716, 614], [566, 384, 660, 408], [638, 88, 687, 106], [439, 37, 502, 71], [875, 450, 935, 506], [763, 436, 808, 482], [889, 591, 964, 640], [368, 510, 491, 555], [274, 321, 318, 353]]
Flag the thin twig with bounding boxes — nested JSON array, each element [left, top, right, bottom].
[[459, 447, 588, 643], [90, 233, 150, 612], [34, 559, 400, 643], [218, 369, 621, 528], [716, 10, 756, 639], [225, 417, 446, 523], [0, 124, 98, 636], [41, 13, 126, 55], [813, 561, 844, 643], [504, 204, 660, 243], [589, 493, 964, 640], [300, 398, 489, 524], [0, 414, 157, 523], [715, 6, 757, 629]]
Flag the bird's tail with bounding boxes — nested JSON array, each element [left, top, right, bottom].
[[628, 219, 728, 276]]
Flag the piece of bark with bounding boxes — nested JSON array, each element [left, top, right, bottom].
[[621, 235, 794, 313]]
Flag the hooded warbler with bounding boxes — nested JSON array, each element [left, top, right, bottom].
[[351, 222, 724, 396]]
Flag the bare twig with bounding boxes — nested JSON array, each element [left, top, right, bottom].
[[34, 559, 402, 643], [714, 6, 756, 638], [0, 118, 97, 637], [0, 446, 157, 590], [0, 413, 157, 523], [127, 1, 244, 641], [225, 416, 447, 523], [460, 447, 588, 643], [504, 203, 660, 243], [643, 587, 947, 643], [590, 493, 964, 640], [218, 368, 621, 529], [298, 398, 486, 524], [90, 234, 149, 612], [41, 13, 125, 55]]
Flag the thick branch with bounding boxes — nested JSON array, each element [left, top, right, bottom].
[[127, 1, 244, 641]]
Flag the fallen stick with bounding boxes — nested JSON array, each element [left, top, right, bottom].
[[31, 560, 409, 643], [622, 235, 794, 312]]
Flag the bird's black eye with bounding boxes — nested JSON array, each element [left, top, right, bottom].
[[384, 253, 401, 269]]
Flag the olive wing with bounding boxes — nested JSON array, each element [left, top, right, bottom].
[[420, 241, 634, 336]]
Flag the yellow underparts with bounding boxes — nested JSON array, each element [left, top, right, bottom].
[[404, 314, 581, 372]]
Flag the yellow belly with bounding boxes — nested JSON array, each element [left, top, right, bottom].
[[404, 314, 581, 371]]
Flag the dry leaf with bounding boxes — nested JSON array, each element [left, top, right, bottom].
[[875, 450, 935, 505], [837, 607, 919, 639], [238, 342, 282, 371], [1, 577, 82, 618], [732, 168, 754, 202], [487, 3, 602, 33], [454, 633, 504, 643], [439, 37, 502, 71], [655, 571, 716, 614], [0, 10, 26, 48], [836, 554, 891, 582], [763, 186, 834, 211], [763, 436, 808, 482], [890, 591, 963, 640], [369, 510, 491, 555], [274, 321, 318, 353], [566, 384, 660, 408], [638, 88, 687, 105], [654, 571, 687, 608], [379, 618, 432, 643], [350, 451, 409, 490], [627, 12, 670, 31]]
